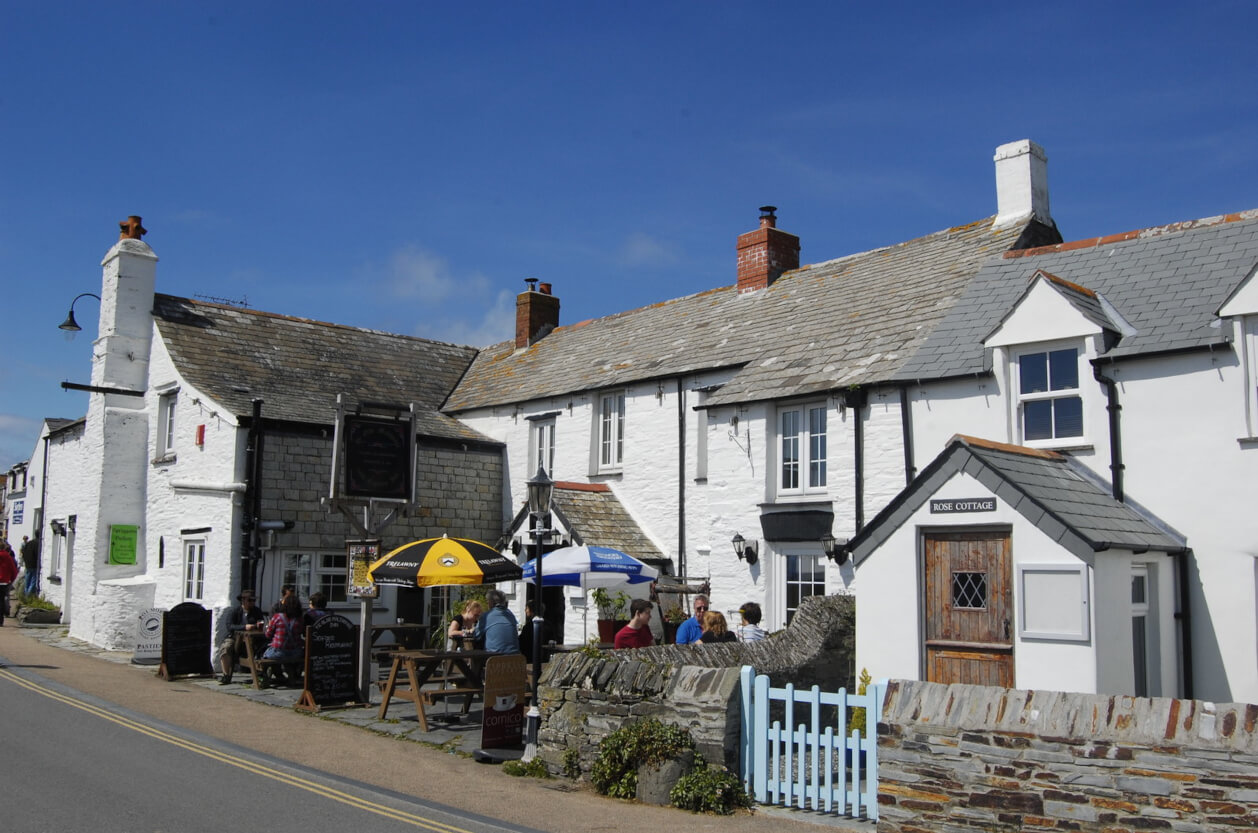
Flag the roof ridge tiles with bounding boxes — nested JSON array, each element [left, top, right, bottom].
[[953, 434, 1064, 460], [1004, 208, 1258, 260], [154, 293, 480, 351]]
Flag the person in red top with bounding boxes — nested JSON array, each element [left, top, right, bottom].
[[0, 540, 19, 626], [613, 598, 655, 649]]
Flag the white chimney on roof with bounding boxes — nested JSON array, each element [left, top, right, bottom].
[[993, 140, 1052, 228]]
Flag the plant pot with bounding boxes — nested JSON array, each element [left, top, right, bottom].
[[636, 750, 695, 805], [17, 606, 62, 625], [663, 621, 679, 644], [597, 619, 617, 644]]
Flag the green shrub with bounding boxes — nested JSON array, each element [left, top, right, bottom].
[[562, 748, 582, 779], [848, 667, 873, 736], [501, 757, 551, 778], [15, 589, 58, 611], [670, 766, 753, 814], [590, 718, 696, 799]]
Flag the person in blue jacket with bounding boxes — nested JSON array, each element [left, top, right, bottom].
[[673, 594, 709, 645], [475, 589, 521, 654]]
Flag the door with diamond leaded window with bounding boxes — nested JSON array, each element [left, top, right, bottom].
[[923, 529, 1013, 687]]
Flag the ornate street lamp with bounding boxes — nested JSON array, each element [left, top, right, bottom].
[[523, 465, 553, 761]]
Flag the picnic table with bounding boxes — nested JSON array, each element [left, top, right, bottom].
[[377, 648, 495, 730], [235, 628, 273, 689]]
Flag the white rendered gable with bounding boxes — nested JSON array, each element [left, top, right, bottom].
[[985, 277, 1104, 348], [1219, 263, 1258, 317]]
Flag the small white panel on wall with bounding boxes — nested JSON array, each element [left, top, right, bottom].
[[1018, 563, 1090, 641]]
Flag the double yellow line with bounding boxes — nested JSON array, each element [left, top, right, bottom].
[[0, 665, 476, 832]]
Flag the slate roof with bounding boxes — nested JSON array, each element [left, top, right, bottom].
[[899, 210, 1258, 381], [849, 435, 1186, 565], [152, 294, 492, 444], [446, 216, 1057, 411], [502, 482, 665, 564]]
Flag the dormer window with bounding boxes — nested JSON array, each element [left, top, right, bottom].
[[1017, 346, 1083, 441]]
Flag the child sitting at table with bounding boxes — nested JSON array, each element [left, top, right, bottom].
[[447, 599, 482, 649], [262, 594, 305, 685]]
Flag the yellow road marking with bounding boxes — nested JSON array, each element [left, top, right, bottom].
[[0, 665, 478, 833]]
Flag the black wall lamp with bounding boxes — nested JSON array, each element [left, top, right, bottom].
[[822, 532, 848, 564], [59, 292, 101, 333], [732, 533, 758, 565]]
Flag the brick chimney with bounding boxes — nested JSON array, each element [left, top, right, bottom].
[[736, 206, 799, 293], [515, 278, 560, 348]]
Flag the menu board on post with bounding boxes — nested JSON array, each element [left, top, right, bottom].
[[296, 614, 363, 712], [480, 653, 528, 750], [347, 539, 380, 599], [157, 602, 213, 681]]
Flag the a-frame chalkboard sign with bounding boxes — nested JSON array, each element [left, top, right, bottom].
[[295, 614, 364, 712], [157, 602, 215, 681]]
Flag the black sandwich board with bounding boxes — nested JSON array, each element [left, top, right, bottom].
[[157, 602, 214, 681], [296, 614, 364, 712]]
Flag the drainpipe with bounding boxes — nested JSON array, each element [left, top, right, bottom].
[[676, 378, 686, 577], [1174, 549, 1194, 700], [899, 385, 916, 486], [242, 399, 264, 592], [38, 432, 51, 576], [842, 387, 868, 532], [1091, 362, 1124, 502]]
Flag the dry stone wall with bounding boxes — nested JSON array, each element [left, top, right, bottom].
[[877, 679, 1258, 832], [536, 594, 855, 776]]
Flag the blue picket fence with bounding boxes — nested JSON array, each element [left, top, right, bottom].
[[739, 665, 887, 820]]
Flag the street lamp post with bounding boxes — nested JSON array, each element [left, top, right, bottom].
[[523, 465, 553, 761]]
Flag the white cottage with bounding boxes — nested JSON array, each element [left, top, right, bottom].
[[38, 219, 505, 649]]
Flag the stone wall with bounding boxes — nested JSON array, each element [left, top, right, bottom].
[[878, 680, 1258, 832], [536, 594, 855, 776]]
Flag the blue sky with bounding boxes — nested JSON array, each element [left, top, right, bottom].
[[2, 1, 1256, 468]]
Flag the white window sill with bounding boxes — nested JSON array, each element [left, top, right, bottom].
[[1238, 437, 1258, 448], [1021, 441, 1093, 454]]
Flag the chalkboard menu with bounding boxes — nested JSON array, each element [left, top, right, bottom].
[[296, 614, 362, 712], [158, 602, 213, 680]]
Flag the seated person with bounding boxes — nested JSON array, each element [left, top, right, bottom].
[[613, 598, 655, 649], [473, 589, 520, 654], [447, 599, 483, 649], [735, 602, 768, 642], [698, 610, 737, 644], [217, 589, 266, 684], [262, 594, 305, 684], [518, 601, 556, 660], [673, 595, 709, 645], [303, 590, 329, 629]]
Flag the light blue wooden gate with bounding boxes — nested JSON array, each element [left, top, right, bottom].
[[739, 665, 887, 820]]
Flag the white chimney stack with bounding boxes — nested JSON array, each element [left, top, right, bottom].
[[993, 140, 1052, 228]]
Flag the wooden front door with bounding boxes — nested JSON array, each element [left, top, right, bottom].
[[923, 530, 1014, 687]]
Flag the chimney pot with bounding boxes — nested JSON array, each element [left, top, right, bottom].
[[758, 206, 777, 229], [524, 277, 539, 292], [118, 215, 146, 240], [538, 282, 552, 295]]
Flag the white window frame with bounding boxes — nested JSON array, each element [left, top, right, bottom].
[[183, 539, 206, 601], [1240, 316, 1258, 439], [1012, 341, 1085, 447], [49, 522, 64, 579], [597, 391, 626, 472], [780, 551, 826, 628], [280, 549, 349, 605], [530, 417, 556, 476], [157, 390, 178, 458], [777, 401, 828, 496]]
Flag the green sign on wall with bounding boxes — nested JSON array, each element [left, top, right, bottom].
[[109, 524, 139, 565]]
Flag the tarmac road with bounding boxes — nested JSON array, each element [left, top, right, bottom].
[[0, 625, 862, 833]]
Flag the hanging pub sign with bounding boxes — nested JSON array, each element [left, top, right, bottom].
[[343, 414, 411, 499], [930, 497, 997, 514], [347, 539, 381, 599]]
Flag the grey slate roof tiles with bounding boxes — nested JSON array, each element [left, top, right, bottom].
[[849, 435, 1185, 565], [446, 216, 1042, 411], [152, 294, 492, 444], [551, 483, 665, 562], [900, 210, 1258, 381]]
